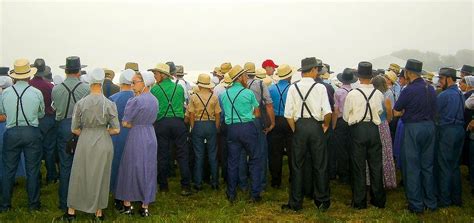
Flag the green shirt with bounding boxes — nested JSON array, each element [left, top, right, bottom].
[[0, 81, 45, 129], [220, 82, 259, 124], [52, 77, 90, 121], [150, 78, 185, 121]]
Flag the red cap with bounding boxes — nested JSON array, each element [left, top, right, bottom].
[[262, 59, 278, 69]]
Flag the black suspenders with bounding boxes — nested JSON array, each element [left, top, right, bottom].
[[62, 82, 82, 119], [158, 83, 178, 117], [275, 83, 290, 115], [11, 86, 31, 126], [195, 92, 214, 121], [294, 82, 317, 119], [355, 88, 377, 123], [226, 88, 246, 124]]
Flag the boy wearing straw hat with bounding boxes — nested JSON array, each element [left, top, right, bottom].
[[150, 63, 192, 196], [188, 73, 221, 191], [220, 65, 262, 203], [282, 57, 332, 211], [0, 59, 45, 211]]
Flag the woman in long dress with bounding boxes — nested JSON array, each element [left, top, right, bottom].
[[115, 71, 158, 217], [59, 68, 120, 221]]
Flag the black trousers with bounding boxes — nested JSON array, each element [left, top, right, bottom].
[[333, 118, 351, 183], [268, 116, 293, 186], [288, 118, 329, 208], [350, 122, 386, 208]]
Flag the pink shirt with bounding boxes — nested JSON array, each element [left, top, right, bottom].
[[334, 84, 352, 118]]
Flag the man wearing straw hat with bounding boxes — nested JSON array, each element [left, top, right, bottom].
[[343, 62, 385, 210], [220, 65, 262, 202], [188, 73, 221, 191], [238, 62, 275, 190], [213, 63, 232, 96], [268, 64, 295, 188], [0, 59, 45, 211], [52, 56, 90, 211], [29, 58, 58, 185], [282, 57, 332, 211], [150, 63, 192, 196]]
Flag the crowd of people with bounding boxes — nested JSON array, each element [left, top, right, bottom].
[[0, 56, 473, 221]]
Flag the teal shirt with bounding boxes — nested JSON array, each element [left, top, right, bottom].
[[150, 78, 185, 121], [52, 77, 90, 121], [0, 81, 45, 129], [220, 82, 259, 124]]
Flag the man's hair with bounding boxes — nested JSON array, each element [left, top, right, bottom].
[[65, 69, 80, 75]]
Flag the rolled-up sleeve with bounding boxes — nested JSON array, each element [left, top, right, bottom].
[[284, 85, 296, 119]]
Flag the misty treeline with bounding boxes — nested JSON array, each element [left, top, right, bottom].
[[391, 49, 473, 72]]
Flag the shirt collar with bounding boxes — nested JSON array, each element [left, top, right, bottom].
[[161, 78, 172, 84], [14, 81, 29, 87], [300, 77, 316, 83], [341, 84, 351, 89], [278, 79, 290, 84], [231, 82, 244, 88], [358, 83, 374, 88]]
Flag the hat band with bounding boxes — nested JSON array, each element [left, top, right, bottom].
[[279, 69, 292, 78], [14, 69, 32, 75], [197, 81, 210, 85]]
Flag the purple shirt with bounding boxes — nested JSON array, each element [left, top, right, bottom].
[[394, 77, 437, 123], [29, 76, 54, 115], [334, 84, 352, 118]]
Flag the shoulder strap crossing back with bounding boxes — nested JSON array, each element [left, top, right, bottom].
[[158, 83, 178, 117], [61, 82, 82, 119], [195, 92, 214, 121], [226, 88, 246, 124], [294, 82, 317, 119], [355, 88, 377, 123], [275, 83, 291, 115], [11, 86, 32, 126]]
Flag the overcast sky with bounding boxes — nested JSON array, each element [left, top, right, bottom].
[[1, 0, 472, 78]]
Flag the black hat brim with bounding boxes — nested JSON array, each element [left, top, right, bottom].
[[337, 73, 357, 84], [59, 65, 87, 69]]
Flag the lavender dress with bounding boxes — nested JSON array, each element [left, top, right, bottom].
[[115, 92, 158, 205]]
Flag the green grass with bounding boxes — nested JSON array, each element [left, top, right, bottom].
[[0, 163, 473, 222]]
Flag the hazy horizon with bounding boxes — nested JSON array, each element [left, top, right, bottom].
[[1, 0, 472, 80]]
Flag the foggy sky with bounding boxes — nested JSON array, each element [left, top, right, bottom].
[[1, 0, 472, 78]]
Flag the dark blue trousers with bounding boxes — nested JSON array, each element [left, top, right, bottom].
[[192, 121, 218, 187], [238, 118, 266, 190], [1, 126, 42, 210], [56, 118, 74, 210], [227, 122, 261, 199], [436, 124, 464, 207], [38, 115, 58, 182], [155, 118, 191, 188], [401, 121, 437, 212]]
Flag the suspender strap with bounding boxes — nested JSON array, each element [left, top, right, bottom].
[[158, 84, 178, 117], [12, 86, 31, 126], [342, 87, 351, 93], [248, 79, 256, 89], [355, 88, 377, 123], [294, 82, 317, 119], [226, 88, 245, 124], [62, 82, 82, 119], [275, 83, 290, 115], [195, 92, 214, 121]]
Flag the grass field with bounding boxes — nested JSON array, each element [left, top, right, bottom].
[[0, 164, 473, 222]]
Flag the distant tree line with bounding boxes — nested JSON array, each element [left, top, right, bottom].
[[391, 49, 474, 72]]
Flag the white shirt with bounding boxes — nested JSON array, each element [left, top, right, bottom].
[[343, 84, 384, 126], [284, 77, 332, 121]]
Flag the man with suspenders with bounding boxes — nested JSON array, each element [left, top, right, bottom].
[[238, 62, 275, 190], [0, 59, 45, 211], [220, 65, 262, 203], [343, 62, 385, 209], [52, 56, 90, 211], [282, 57, 332, 211], [188, 73, 221, 191], [332, 68, 357, 185], [150, 63, 192, 196], [268, 64, 294, 189]]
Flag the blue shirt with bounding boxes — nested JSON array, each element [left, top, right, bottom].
[[0, 81, 45, 128], [269, 80, 291, 116], [220, 82, 259, 124], [437, 85, 465, 126], [394, 77, 437, 123], [109, 90, 134, 121]]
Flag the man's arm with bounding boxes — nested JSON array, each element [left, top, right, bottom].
[[286, 118, 295, 132], [264, 103, 275, 134]]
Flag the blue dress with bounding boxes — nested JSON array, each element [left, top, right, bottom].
[[109, 90, 134, 194]]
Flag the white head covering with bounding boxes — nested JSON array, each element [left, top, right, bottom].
[[141, 71, 155, 87], [53, 75, 64, 85], [120, 69, 135, 85], [465, 76, 474, 87], [0, 76, 13, 89], [89, 68, 105, 84]]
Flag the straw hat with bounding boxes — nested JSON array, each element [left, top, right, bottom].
[[9, 59, 37, 79], [244, 62, 256, 75], [388, 63, 401, 74], [104, 69, 115, 79], [148, 63, 170, 76], [220, 62, 232, 74], [196, 73, 215, 88], [212, 67, 222, 76], [228, 65, 247, 82], [125, 62, 139, 72], [273, 64, 295, 81], [255, 68, 267, 79], [222, 73, 233, 87], [383, 70, 398, 84]]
